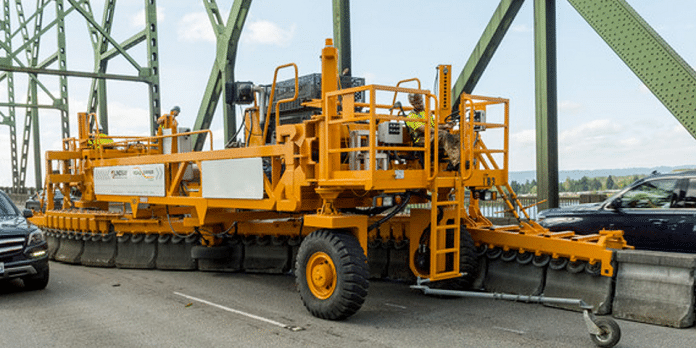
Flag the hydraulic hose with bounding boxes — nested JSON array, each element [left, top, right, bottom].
[[368, 192, 412, 232]]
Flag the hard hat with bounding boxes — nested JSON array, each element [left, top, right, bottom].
[[408, 93, 423, 105], [171, 106, 181, 114]]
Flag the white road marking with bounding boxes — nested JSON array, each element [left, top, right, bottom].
[[384, 303, 407, 309], [493, 326, 526, 335], [174, 292, 304, 331]]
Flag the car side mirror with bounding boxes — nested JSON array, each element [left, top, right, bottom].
[[23, 209, 33, 218], [608, 198, 622, 211]]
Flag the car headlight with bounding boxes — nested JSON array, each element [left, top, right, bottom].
[[28, 229, 46, 245], [539, 217, 583, 225]]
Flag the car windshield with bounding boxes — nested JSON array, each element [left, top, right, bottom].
[[617, 179, 678, 209], [0, 192, 20, 215]]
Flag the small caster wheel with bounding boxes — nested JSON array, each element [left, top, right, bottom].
[[590, 317, 621, 348]]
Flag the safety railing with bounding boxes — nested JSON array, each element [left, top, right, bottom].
[[319, 84, 439, 190], [458, 94, 510, 188]]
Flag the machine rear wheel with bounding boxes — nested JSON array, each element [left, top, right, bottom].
[[295, 229, 369, 320]]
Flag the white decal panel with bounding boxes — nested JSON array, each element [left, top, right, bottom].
[[94, 164, 165, 197], [201, 158, 264, 199]]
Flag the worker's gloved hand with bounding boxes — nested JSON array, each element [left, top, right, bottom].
[[438, 123, 453, 131]]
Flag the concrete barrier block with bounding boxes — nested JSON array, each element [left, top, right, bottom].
[[81, 234, 116, 267], [243, 240, 289, 274], [484, 258, 545, 296], [156, 234, 197, 270], [197, 243, 243, 272], [544, 268, 614, 314], [46, 231, 60, 260], [115, 234, 157, 269], [54, 233, 83, 264], [368, 241, 389, 279], [612, 250, 696, 328], [387, 240, 415, 282], [471, 257, 487, 290]]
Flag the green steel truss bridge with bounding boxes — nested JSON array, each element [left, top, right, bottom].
[[0, 0, 694, 211]]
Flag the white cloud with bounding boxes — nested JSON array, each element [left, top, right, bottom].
[[362, 72, 377, 84], [178, 12, 216, 43], [106, 102, 151, 136], [559, 119, 618, 143], [211, 127, 225, 150], [511, 129, 536, 147], [243, 20, 295, 47], [558, 100, 583, 114], [131, 7, 166, 27], [511, 24, 532, 33], [555, 118, 696, 170]]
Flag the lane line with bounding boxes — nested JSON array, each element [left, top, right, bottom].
[[493, 326, 526, 335], [174, 292, 303, 331]]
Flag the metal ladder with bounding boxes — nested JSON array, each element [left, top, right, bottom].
[[428, 176, 462, 281]]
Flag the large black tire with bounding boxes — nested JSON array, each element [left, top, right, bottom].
[[23, 265, 49, 291], [437, 225, 479, 290], [295, 230, 369, 320]]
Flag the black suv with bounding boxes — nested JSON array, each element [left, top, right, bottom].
[[538, 171, 696, 253], [0, 190, 49, 290]]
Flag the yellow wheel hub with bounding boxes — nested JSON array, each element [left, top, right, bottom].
[[306, 252, 337, 300]]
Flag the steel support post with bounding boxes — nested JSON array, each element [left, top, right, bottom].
[[55, 0, 70, 143], [534, 0, 559, 210], [30, 78, 41, 190], [145, 0, 161, 135], [332, 0, 351, 77], [2, 0, 19, 190]]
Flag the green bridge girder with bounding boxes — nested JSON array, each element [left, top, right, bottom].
[[191, 0, 251, 151], [0, 0, 161, 191], [451, 0, 525, 108], [568, 0, 696, 139], [332, 0, 351, 78]]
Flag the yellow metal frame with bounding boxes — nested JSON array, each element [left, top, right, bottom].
[[28, 39, 630, 283]]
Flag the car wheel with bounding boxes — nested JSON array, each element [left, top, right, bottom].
[[23, 266, 50, 291]]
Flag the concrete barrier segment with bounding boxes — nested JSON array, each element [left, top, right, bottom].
[[54, 233, 83, 264], [81, 234, 117, 267], [612, 250, 696, 328]]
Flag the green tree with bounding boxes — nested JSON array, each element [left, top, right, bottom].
[[510, 180, 521, 193], [606, 175, 616, 189], [578, 176, 590, 191], [591, 178, 602, 191]]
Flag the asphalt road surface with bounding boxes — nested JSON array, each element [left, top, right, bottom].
[[2, 261, 693, 347]]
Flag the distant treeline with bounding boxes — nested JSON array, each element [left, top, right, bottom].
[[510, 174, 647, 195]]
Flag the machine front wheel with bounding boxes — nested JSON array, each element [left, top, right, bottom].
[[295, 229, 369, 320]]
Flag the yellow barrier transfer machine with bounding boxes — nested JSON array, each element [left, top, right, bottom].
[[30, 39, 628, 347]]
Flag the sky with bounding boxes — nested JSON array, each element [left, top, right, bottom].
[[0, 0, 695, 188]]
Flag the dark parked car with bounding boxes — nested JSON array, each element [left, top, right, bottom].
[[538, 171, 696, 253], [0, 190, 49, 290]]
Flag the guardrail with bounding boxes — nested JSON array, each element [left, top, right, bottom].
[[478, 196, 581, 220], [408, 195, 582, 220]]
